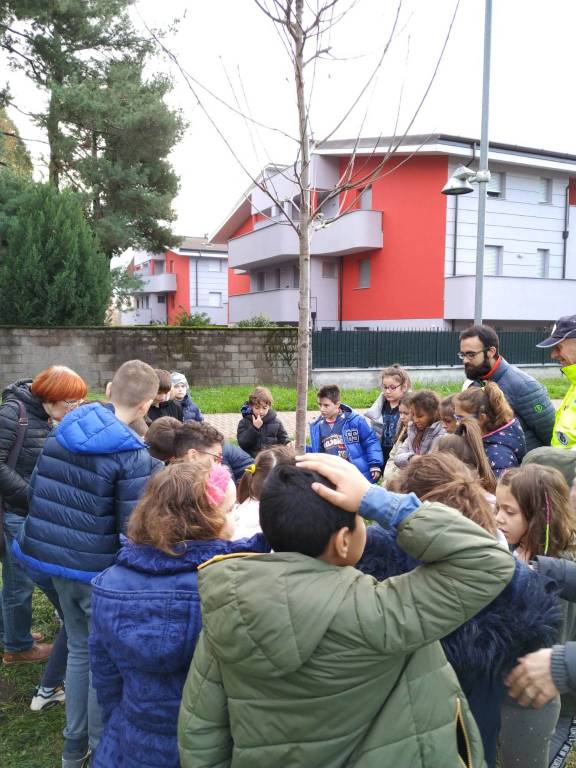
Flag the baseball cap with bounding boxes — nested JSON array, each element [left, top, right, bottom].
[[536, 315, 576, 348]]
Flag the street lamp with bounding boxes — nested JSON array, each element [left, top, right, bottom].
[[441, 0, 493, 325]]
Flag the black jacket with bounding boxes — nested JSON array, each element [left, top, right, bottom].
[[147, 399, 183, 424], [0, 380, 52, 515], [236, 403, 290, 458]]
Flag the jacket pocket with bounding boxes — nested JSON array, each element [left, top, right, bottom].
[[455, 696, 472, 768]]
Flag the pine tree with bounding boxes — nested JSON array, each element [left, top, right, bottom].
[[0, 183, 110, 325]]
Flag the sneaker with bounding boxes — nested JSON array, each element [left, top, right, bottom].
[[30, 684, 65, 712], [62, 749, 91, 768], [3, 642, 53, 665]]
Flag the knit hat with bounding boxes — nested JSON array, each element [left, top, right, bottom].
[[171, 371, 189, 388], [205, 463, 232, 508]]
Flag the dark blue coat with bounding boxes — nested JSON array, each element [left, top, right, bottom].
[[309, 403, 383, 482], [357, 525, 561, 767], [89, 534, 270, 768], [222, 442, 253, 483], [14, 402, 161, 583], [179, 393, 203, 423], [482, 417, 526, 477]]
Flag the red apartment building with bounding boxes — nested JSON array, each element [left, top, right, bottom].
[[212, 134, 576, 330]]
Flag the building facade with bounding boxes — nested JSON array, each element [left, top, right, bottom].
[[120, 237, 228, 325], [212, 136, 576, 330]]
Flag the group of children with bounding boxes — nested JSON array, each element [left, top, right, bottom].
[[4, 360, 576, 768]]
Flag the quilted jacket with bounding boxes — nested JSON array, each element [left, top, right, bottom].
[[394, 420, 446, 468], [237, 404, 290, 458], [178, 486, 514, 768], [482, 418, 526, 477], [14, 402, 161, 582], [358, 526, 561, 767], [309, 404, 383, 481], [179, 393, 204, 423], [90, 534, 269, 768], [0, 380, 52, 515], [472, 357, 555, 451]]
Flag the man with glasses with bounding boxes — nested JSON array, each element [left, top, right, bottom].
[[536, 314, 576, 449], [459, 324, 555, 451]]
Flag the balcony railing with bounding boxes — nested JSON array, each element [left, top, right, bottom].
[[228, 209, 383, 270], [229, 289, 299, 323], [133, 273, 177, 294]]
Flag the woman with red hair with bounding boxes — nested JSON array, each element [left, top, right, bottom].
[[0, 365, 86, 708]]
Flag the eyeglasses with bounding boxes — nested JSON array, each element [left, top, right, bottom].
[[457, 348, 489, 361], [382, 384, 401, 392], [199, 450, 223, 464]]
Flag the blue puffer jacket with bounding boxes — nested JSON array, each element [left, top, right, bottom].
[[308, 404, 383, 482], [482, 417, 526, 477], [179, 393, 203, 423], [357, 525, 561, 768], [14, 402, 161, 583], [472, 357, 555, 451], [90, 534, 270, 768]]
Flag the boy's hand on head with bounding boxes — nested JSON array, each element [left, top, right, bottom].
[[295, 453, 370, 513], [252, 414, 263, 429]]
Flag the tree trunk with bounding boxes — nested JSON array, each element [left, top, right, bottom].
[[47, 33, 63, 188], [293, 0, 311, 454]]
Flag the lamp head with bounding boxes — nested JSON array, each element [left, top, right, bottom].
[[442, 165, 476, 196]]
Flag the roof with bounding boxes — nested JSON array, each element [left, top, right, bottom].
[[172, 236, 228, 254]]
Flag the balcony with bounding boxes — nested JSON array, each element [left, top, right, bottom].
[[444, 276, 576, 321], [133, 273, 177, 293], [229, 289, 299, 324], [118, 308, 153, 325], [228, 209, 383, 270]]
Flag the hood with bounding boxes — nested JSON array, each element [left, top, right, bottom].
[[310, 402, 354, 427], [198, 552, 360, 678], [407, 420, 444, 440], [115, 534, 269, 574], [482, 418, 524, 450], [1, 380, 49, 421], [240, 402, 277, 422], [55, 402, 146, 455]]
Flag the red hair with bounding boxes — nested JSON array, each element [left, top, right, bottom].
[[31, 366, 87, 403]]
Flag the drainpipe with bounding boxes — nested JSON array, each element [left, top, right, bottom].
[[563, 184, 569, 279], [338, 256, 343, 330], [195, 257, 199, 307]]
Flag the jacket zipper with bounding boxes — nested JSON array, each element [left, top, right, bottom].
[[455, 696, 473, 768]]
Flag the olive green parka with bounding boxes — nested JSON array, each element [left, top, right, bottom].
[[178, 493, 514, 768]]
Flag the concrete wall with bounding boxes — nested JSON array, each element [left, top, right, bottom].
[[0, 327, 297, 391]]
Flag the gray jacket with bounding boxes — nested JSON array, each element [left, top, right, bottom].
[[394, 420, 445, 468]]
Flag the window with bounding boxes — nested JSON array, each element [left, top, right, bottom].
[[169, 260, 174, 273], [484, 245, 503, 276], [271, 269, 281, 289], [359, 185, 372, 209], [358, 258, 371, 288], [155, 261, 164, 275], [256, 272, 265, 292], [157, 295, 166, 304], [292, 265, 299, 289], [208, 292, 222, 307], [322, 261, 337, 279], [207, 259, 221, 272], [538, 178, 552, 204], [144, 295, 149, 309], [487, 172, 504, 198], [536, 248, 550, 278]]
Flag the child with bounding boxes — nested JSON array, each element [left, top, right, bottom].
[[359, 452, 560, 768], [147, 369, 183, 423], [146, 416, 182, 463], [440, 394, 458, 434], [454, 382, 526, 477], [235, 445, 295, 539], [170, 372, 203, 423], [15, 359, 162, 768], [381, 392, 412, 487], [237, 386, 290, 458], [394, 389, 445, 468], [178, 453, 514, 768], [364, 364, 411, 465], [435, 418, 497, 494], [495, 465, 576, 768], [310, 384, 383, 483], [90, 461, 269, 768]]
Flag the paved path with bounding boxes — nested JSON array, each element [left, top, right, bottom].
[[204, 401, 563, 442]]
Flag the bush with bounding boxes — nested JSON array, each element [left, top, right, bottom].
[[236, 314, 276, 328], [173, 310, 212, 327]]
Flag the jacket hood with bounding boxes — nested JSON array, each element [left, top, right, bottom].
[[55, 402, 146, 455], [310, 402, 353, 426], [482, 418, 524, 450], [240, 402, 278, 421], [1, 380, 49, 421], [408, 420, 444, 440], [199, 552, 360, 678], [115, 534, 269, 574]]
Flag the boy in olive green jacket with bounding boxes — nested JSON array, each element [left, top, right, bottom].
[[178, 454, 514, 768]]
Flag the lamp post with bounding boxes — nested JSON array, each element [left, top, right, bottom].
[[442, 0, 493, 325]]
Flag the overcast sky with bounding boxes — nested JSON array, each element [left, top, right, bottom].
[[5, 0, 576, 246]]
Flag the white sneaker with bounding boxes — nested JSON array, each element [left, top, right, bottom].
[[30, 684, 65, 712]]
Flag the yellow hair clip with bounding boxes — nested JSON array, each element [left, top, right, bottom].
[[244, 464, 256, 474]]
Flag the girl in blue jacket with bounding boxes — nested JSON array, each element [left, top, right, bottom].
[[89, 461, 269, 768]]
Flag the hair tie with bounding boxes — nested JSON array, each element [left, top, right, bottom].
[[544, 492, 552, 555], [244, 464, 256, 475], [205, 463, 231, 508]]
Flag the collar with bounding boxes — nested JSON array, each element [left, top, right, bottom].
[[561, 363, 576, 384], [480, 355, 503, 381]]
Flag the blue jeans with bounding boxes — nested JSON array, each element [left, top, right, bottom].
[[53, 577, 103, 761], [1, 512, 34, 652]]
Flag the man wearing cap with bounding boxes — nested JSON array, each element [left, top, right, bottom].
[[537, 314, 576, 449]]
